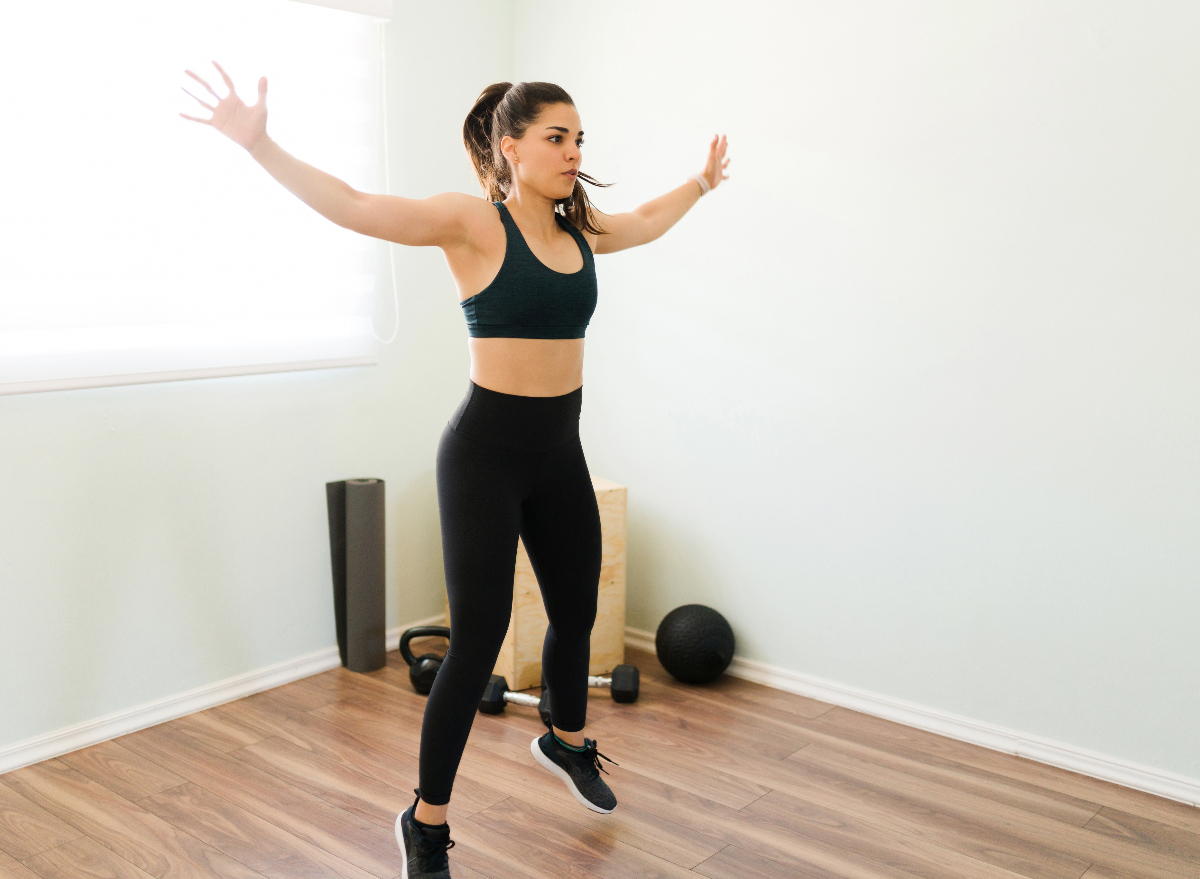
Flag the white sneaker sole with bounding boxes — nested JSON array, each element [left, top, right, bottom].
[[530, 736, 615, 814], [394, 811, 410, 879]]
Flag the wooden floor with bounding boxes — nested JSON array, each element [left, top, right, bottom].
[[2, 642, 1198, 879]]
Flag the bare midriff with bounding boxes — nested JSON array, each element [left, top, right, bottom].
[[467, 337, 584, 397]]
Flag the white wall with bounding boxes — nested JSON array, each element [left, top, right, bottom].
[[515, 0, 1200, 781], [0, 1, 512, 750], [4, 0, 1198, 795]]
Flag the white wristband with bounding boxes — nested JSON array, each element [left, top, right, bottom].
[[688, 172, 711, 196]]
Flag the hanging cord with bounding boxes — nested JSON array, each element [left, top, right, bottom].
[[372, 19, 400, 344]]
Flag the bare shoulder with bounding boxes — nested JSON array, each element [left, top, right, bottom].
[[454, 193, 504, 251], [343, 189, 496, 249], [577, 205, 648, 255]]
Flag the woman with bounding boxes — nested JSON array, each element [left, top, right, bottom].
[[181, 65, 728, 879]]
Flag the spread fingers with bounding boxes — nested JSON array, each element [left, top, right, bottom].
[[180, 86, 214, 112], [184, 69, 222, 101]]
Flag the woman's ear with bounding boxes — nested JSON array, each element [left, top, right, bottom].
[[500, 134, 518, 165]]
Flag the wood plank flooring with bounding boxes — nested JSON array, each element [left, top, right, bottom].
[[2, 642, 1198, 878]]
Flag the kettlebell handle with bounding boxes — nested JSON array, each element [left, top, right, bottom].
[[399, 625, 450, 666]]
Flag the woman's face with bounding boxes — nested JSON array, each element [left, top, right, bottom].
[[503, 102, 584, 201]]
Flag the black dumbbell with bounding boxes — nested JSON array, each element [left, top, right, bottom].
[[478, 675, 551, 721], [540, 664, 639, 703]]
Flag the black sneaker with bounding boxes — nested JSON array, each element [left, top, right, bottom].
[[531, 731, 619, 813], [394, 788, 456, 879]]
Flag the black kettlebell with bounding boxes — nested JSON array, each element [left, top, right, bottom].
[[399, 626, 450, 694]]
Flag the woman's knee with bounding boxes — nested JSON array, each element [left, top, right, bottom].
[[447, 615, 509, 663], [546, 596, 597, 642]]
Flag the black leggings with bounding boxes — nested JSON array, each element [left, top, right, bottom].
[[417, 380, 603, 806]]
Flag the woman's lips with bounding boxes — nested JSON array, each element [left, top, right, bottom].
[[564, 170, 577, 177]]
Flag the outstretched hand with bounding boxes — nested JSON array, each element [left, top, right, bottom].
[[698, 134, 730, 192], [179, 60, 269, 153]]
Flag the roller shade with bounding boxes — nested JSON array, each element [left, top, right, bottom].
[[292, 0, 393, 17], [0, 0, 389, 394]]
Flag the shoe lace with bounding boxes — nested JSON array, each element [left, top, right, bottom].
[[413, 827, 456, 869], [408, 790, 456, 868], [581, 739, 619, 780]]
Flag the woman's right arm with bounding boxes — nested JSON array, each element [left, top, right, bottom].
[[249, 135, 472, 249], [182, 61, 469, 250]]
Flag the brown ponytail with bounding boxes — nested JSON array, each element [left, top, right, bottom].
[[462, 81, 612, 236]]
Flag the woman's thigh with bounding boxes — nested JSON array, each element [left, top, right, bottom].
[[519, 437, 602, 633], [436, 425, 533, 655]]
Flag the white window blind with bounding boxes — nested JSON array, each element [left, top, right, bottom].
[[0, 0, 393, 395]]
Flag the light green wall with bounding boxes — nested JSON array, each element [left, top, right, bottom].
[[517, 0, 1200, 781], [0, 1, 512, 750]]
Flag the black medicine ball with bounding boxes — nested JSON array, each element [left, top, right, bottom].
[[655, 604, 735, 684]]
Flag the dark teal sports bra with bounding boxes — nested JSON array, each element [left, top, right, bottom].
[[460, 201, 597, 339]]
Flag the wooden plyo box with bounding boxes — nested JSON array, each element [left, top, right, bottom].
[[445, 476, 627, 692]]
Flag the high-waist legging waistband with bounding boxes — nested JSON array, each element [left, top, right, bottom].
[[448, 380, 582, 452]]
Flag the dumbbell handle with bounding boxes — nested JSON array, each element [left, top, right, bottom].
[[536, 675, 612, 689], [530, 676, 611, 690], [504, 691, 541, 708]]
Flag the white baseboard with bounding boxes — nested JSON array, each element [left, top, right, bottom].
[[0, 614, 446, 776], [4, 619, 1197, 811], [622, 626, 1200, 809]]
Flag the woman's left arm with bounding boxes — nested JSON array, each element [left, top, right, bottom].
[[593, 134, 729, 254]]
